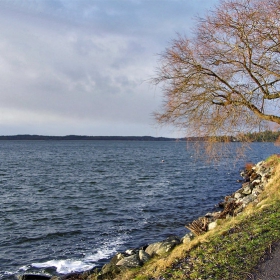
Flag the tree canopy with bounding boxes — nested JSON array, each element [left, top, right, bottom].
[[154, 0, 280, 139]]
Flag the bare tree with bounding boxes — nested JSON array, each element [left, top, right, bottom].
[[154, 0, 280, 142]]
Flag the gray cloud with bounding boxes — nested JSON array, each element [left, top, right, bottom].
[[0, 0, 219, 136]]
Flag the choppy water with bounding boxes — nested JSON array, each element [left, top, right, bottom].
[[0, 140, 279, 279]]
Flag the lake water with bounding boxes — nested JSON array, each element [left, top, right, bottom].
[[0, 140, 279, 279]]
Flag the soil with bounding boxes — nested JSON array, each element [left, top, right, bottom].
[[248, 241, 280, 280]]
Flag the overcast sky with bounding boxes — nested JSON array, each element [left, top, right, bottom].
[[0, 0, 219, 137]]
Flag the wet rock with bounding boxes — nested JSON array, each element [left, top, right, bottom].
[[205, 212, 213, 218], [125, 249, 137, 255], [100, 253, 124, 275], [61, 273, 88, 280], [18, 275, 51, 280]]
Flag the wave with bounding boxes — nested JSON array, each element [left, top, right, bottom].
[[22, 235, 128, 275], [30, 260, 94, 275]]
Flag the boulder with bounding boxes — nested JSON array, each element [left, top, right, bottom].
[[181, 232, 194, 244], [100, 253, 124, 275], [116, 254, 141, 268], [145, 236, 181, 257], [18, 275, 51, 280], [251, 179, 261, 187], [125, 249, 137, 255], [240, 194, 258, 206], [242, 185, 252, 195], [252, 185, 264, 196], [208, 221, 217, 231], [234, 192, 242, 199], [138, 249, 151, 264]]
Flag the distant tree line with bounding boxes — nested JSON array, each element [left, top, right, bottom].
[[239, 130, 280, 142], [0, 135, 184, 141], [0, 132, 279, 142], [184, 130, 280, 142]]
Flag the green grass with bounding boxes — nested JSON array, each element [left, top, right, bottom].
[[182, 204, 280, 279]]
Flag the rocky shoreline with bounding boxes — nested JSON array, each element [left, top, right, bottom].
[[18, 160, 273, 280]]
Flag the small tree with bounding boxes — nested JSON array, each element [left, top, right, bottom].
[[154, 0, 280, 142]]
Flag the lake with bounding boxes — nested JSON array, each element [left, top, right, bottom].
[[0, 140, 278, 279]]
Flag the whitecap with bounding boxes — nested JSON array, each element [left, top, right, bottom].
[[85, 235, 128, 263], [31, 235, 128, 275], [32, 259, 94, 274]]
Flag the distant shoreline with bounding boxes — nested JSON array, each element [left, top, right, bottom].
[[1, 132, 278, 142], [0, 135, 186, 141], [0, 134, 276, 142]]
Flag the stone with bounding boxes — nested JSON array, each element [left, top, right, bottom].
[[252, 185, 264, 196], [241, 182, 250, 188], [234, 192, 242, 199], [101, 253, 124, 274], [145, 236, 181, 257], [205, 212, 213, 218], [116, 254, 141, 268], [251, 179, 261, 187], [181, 232, 194, 244], [226, 197, 235, 204], [241, 194, 257, 206], [253, 161, 265, 171], [242, 185, 252, 195], [208, 221, 217, 231], [18, 275, 51, 280], [250, 172, 259, 181], [62, 273, 83, 280], [138, 249, 151, 263], [125, 249, 136, 255]]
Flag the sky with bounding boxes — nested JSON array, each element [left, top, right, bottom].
[[0, 0, 220, 137]]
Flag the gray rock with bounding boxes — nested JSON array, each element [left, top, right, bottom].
[[125, 249, 136, 255], [228, 197, 236, 203], [251, 179, 261, 187], [242, 182, 250, 188], [101, 253, 124, 274], [116, 254, 141, 268], [234, 192, 242, 199], [242, 185, 252, 195], [50, 277, 61, 280], [139, 249, 151, 263], [145, 236, 181, 257], [252, 185, 264, 196], [18, 275, 51, 280], [241, 194, 257, 206], [181, 232, 194, 244]]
